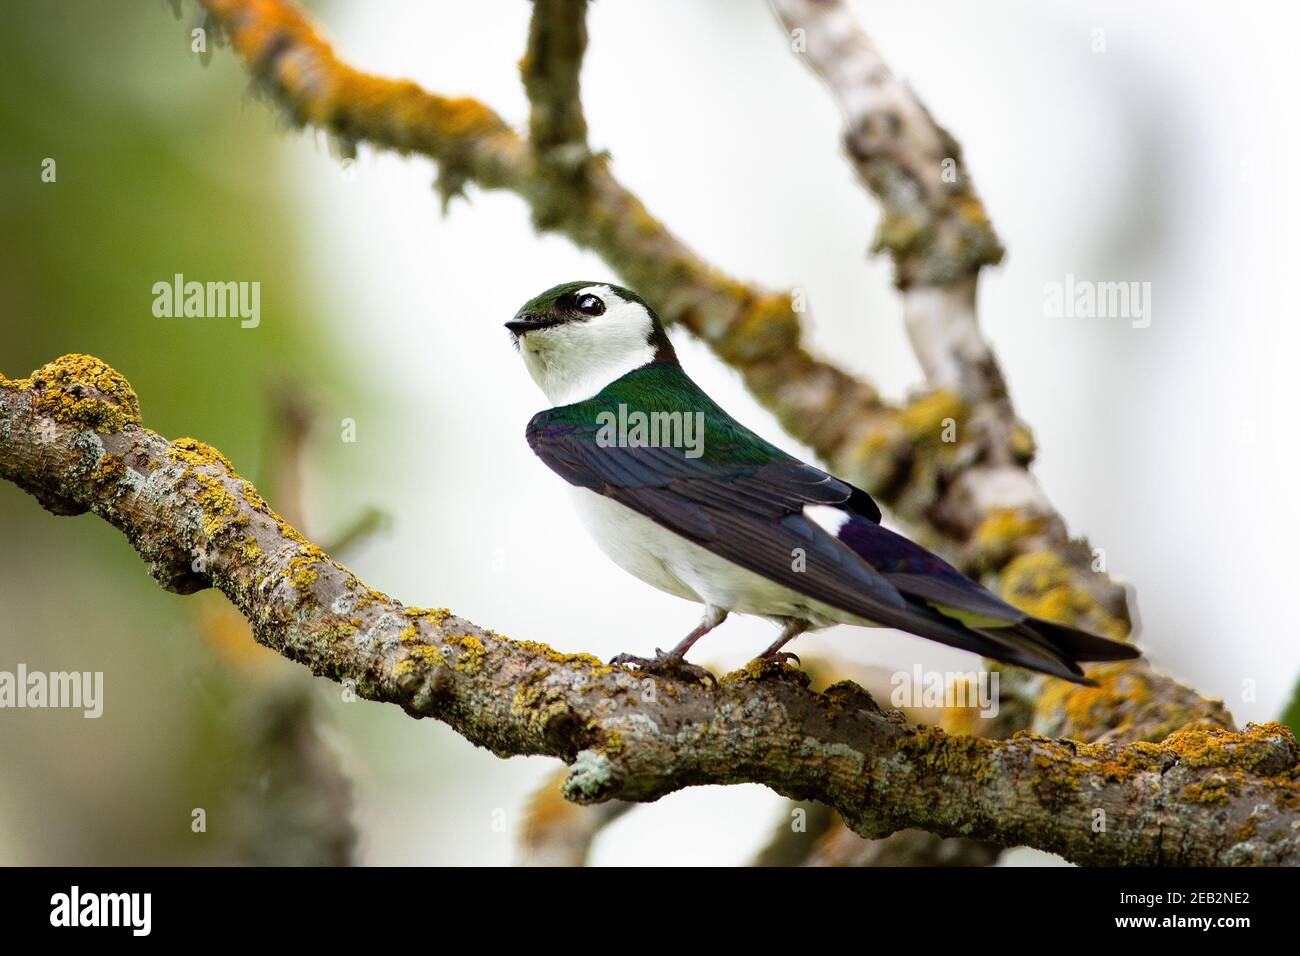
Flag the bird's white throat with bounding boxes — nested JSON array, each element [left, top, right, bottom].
[[519, 285, 657, 405]]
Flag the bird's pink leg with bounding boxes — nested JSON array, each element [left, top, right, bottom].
[[755, 618, 810, 664], [611, 606, 728, 683]]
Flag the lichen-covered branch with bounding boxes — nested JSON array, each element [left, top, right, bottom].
[[763, 0, 1236, 749], [764, 0, 1236, 862], [769, 0, 1034, 521], [188, 0, 1240, 862], [770, 0, 1004, 292], [198, 0, 532, 207], [194, 382, 359, 865], [2, 355, 1297, 866], [184, 1, 936, 536], [194, 0, 1139, 687]]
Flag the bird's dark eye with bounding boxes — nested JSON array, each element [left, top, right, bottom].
[[575, 294, 605, 317]]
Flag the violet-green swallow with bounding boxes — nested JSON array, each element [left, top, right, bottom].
[[507, 281, 1139, 684]]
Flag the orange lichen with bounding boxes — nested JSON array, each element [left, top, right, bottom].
[[207, 0, 509, 152]]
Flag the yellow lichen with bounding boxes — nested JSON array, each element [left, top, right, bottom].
[[971, 508, 1046, 566], [715, 292, 800, 364], [897, 389, 966, 444], [874, 209, 927, 256], [508, 638, 611, 675], [1009, 424, 1036, 462], [897, 725, 996, 779], [450, 635, 488, 674], [1160, 722, 1298, 776], [1033, 663, 1229, 743], [164, 438, 249, 539], [402, 606, 451, 626], [167, 436, 234, 474], [352, 585, 391, 611], [408, 644, 447, 666], [20, 354, 142, 433], [239, 479, 270, 515], [285, 546, 325, 594], [998, 550, 1125, 640], [1182, 778, 1232, 804], [723, 657, 802, 684], [90, 454, 126, 486]]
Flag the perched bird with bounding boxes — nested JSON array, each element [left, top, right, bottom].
[[507, 281, 1138, 684]]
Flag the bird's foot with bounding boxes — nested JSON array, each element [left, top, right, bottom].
[[760, 650, 801, 667], [610, 649, 716, 685]]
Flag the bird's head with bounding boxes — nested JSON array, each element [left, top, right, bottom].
[[506, 281, 677, 405]]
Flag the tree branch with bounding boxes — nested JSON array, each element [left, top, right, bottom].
[[770, 0, 1031, 518], [186, 1, 932, 537], [770, 0, 1005, 391], [2, 355, 1297, 865], [181, 0, 1250, 861], [764, 0, 1240, 747], [196, 0, 1158, 707], [522, 0, 590, 160], [764, 0, 1238, 862]]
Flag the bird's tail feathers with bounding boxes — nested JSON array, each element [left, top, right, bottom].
[[1016, 616, 1140, 662], [879, 600, 1095, 684], [966, 615, 1139, 686]]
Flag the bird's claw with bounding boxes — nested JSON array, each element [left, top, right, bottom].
[[610, 649, 716, 685], [761, 650, 801, 666]]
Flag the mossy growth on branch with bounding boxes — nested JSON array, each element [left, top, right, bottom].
[[897, 389, 967, 445], [999, 550, 1125, 640], [14, 354, 142, 433], [969, 508, 1047, 570]]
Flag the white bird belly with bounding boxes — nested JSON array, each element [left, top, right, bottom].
[[568, 488, 867, 628]]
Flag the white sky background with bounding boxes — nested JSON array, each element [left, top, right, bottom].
[[281, 0, 1300, 865]]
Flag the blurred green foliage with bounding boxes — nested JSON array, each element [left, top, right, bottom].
[[1282, 679, 1300, 741], [0, 0, 357, 863], [1, 0, 337, 449]]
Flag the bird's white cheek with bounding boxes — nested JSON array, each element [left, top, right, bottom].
[[515, 310, 656, 405]]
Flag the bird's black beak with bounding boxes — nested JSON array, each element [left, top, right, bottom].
[[505, 313, 562, 335]]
